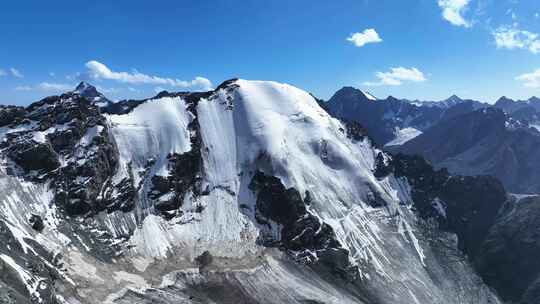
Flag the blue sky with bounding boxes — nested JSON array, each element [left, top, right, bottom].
[[1, 0, 539, 105]]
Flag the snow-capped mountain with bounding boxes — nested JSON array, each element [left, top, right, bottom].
[[324, 87, 485, 146], [0, 80, 534, 303]]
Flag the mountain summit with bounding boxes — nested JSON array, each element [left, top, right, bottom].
[[73, 81, 111, 107]]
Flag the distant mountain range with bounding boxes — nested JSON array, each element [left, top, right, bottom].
[[324, 87, 540, 194], [324, 86, 486, 146], [392, 107, 540, 194]]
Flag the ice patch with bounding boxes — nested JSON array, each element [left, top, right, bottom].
[[385, 127, 422, 146], [78, 125, 104, 147], [362, 91, 378, 101], [432, 197, 447, 218]]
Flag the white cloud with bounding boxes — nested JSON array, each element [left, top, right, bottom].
[[14, 85, 32, 91], [25, 82, 75, 92], [15, 82, 73, 92], [0, 68, 24, 78], [363, 67, 427, 86], [346, 28, 382, 47], [95, 86, 122, 94], [493, 25, 540, 54], [9, 68, 23, 78], [516, 68, 540, 88], [438, 0, 472, 27], [85, 60, 213, 90], [154, 87, 166, 93], [506, 9, 517, 21], [49, 72, 56, 77], [38, 82, 73, 91]]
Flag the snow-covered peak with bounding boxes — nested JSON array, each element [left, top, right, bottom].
[[73, 81, 111, 106]]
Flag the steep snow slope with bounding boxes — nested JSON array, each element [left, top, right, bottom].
[[108, 97, 193, 189], [0, 80, 500, 303]]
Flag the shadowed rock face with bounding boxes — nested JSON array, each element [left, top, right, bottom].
[[476, 195, 540, 303], [2, 133, 61, 173], [249, 171, 357, 280], [382, 153, 507, 257], [0, 105, 26, 127], [375, 153, 540, 302], [0, 92, 128, 216]]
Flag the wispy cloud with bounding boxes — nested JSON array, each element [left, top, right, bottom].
[[38, 82, 72, 91], [84, 60, 213, 90], [506, 9, 517, 21], [15, 82, 73, 92], [438, 0, 472, 27], [0, 68, 24, 78], [363, 67, 427, 86], [9, 68, 23, 78], [95, 86, 121, 94], [14, 85, 33, 91], [516, 68, 540, 88], [346, 28, 382, 47], [154, 87, 166, 93], [493, 25, 540, 54]]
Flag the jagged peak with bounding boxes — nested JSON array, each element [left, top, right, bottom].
[[444, 94, 462, 102], [75, 81, 95, 92], [71, 81, 113, 107], [215, 78, 240, 91], [386, 95, 400, 102], [495, 96, 515, 104], [74, 81, 102, 98], [330, 86, 378, 102], [528, 96, 540, 103]]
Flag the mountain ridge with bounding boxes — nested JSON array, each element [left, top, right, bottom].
[[0, 79, 535, 303]]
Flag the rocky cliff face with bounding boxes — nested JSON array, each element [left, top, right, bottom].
[[375, 154, 540, 303], [477, 194, 540, 303], [0, 80, 513, 304]]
